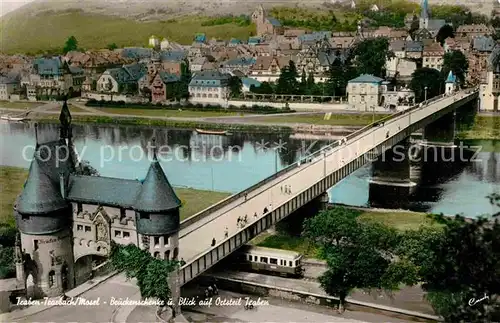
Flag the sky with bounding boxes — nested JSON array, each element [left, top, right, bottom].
[[0, 0, 34, 17]]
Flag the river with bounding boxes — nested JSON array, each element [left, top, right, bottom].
[[1, 121, 499, 218]]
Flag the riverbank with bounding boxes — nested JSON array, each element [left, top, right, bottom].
[[0, 166, 231, 227], [251, 207, 435, 258], [457, 115, 500, 140]]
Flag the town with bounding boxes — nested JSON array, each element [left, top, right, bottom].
[[0, 1, 499, 323]]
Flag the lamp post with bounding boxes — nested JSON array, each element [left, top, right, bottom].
[[274, 148, 278, 174], [424, 86, 428, 102], [211, 165, 214, 191]]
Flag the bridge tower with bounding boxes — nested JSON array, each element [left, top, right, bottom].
[[14, 102, 76, 298], [134, 140, 182, 315]]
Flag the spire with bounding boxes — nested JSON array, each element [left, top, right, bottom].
[[16, 154, 69, 215], [34, 123, 39, 148], [151, 137, 157, 161], [446, 70, 456, 83], [421, 0, 429, 20], [134, 158, 181, 213], [59, 98, 72, 139]]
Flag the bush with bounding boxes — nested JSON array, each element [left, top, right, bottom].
[[0, 246, 15, 279]]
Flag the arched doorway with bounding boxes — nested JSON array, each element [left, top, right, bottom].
[[61, 264, 69, 291]]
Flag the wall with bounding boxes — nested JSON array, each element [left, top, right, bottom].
[[82, 92, 148, 103]]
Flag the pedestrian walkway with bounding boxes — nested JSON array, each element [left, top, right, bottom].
[[210, 270, 439, 320]]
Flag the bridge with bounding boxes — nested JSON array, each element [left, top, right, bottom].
[[175, 89, 478, 290]]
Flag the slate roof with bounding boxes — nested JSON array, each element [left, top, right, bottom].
[[427, 19, 446, 32], [348, 74, 384, 84], [34, 57, 65, 76], [16, 139, 75, 214], [242, 77, 261, 88], [160, 51, 187, 62], [223, 57, 256, 67], [229, 38, 242, 44], [473, 36, 495, 52], [299, 31, 331, 42], [158, 71, 179, 83], [67, 176, 141, 208], [267, 17, 281, 27], [121, 47, 152, 59], [446, 71, 456, 83], [195, 33, 207, 43], [134, 157, 181, 212], [0, 72, 20, 84], [68, 66, 84, 75], [390, 40, 406, 52], [248, 37, 262, 45], [405, 41, 423, 52]]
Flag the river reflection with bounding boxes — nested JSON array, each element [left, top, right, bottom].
[[1, 121, 499, 217]]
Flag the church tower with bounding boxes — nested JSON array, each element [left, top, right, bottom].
[[14, 100, 76, 298], [419, 0, 430, 29]]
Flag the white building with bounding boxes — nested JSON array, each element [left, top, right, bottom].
[[347, 74, 383, 111], [479, 48, 500, 111], [188, 71, 231, 103], [149, 35, 160, 48]]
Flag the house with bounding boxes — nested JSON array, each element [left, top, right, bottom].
[[456, 24, 495, 39], [149, 35, 160, 48], [241, 77, 261, 92], [96, 63, 146, 93], [228, 38, 242, 47], [25, 57, 84, 100], [120, 47, 153, 61], [0, 73, 21, 100], [194, 33, 207, 44], [347, 74, 384, 111], [188, 70, 231, 102], [405, 41, 423, 59], [445, 71, 458, 94], [150, 72, 180, 103], [191, 57, 213, 72], [422, 43, 444, 70], [414, 0, 446, 40], [479, 48, 500, 111], [248, 37, 263, 46], [220, 57, 256, 75], [467, 36, 495, 85], [386, 57, 417, 80], [296, 45, 345, 77], [248, 56, 294, 82], [390, 40, 406, 58], [251, 5, 283, 36]]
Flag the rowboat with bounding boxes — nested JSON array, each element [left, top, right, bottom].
[[195, 129, 231, 136], [0, 115, 28, 122]]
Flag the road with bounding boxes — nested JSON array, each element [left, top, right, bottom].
[[180, 289, 408, 323], [13, 274, 139, 323]]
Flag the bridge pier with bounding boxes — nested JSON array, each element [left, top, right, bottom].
[[369, 138, 416, 208], [422, 111, 456, 147]]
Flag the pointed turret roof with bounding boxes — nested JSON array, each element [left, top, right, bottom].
[[16, 155, 69, 214], [446, 70, 456, 83], [420, 0, 429, 20], [134, 150, 181, 213]]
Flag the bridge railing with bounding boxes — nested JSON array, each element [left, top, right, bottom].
[[179, 89, 476, 232]]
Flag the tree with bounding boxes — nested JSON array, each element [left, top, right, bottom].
[[276, 60, 299, 94], [303, 207, 410, 312], [306, 72, 315, 95], [351, 38, 394, 78], [75, 160, 100, 176], [228, 76, 242, 98], [110, 243, 179, 310], [63, 36, 78, 54], [436, 24, 455, 46], [441, 50, 469, 85], [325, 58, 350, 97], [173, 59, 191, 101], [300, 69, 307, 94], [251, 82, 273, 94], [107, 43, 118, 50], [410, 68, 444, 102]]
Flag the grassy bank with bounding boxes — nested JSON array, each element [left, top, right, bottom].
[[99, 107, 241, 118], [0, 166, 230, 227], [0, 12, 255, 54], [0, 101, 41, 110], [36, 114, 294, 133], [252, 209, 435, 258], [457, 115, 500, 140], [46, 104, 89, 114], [258, 113, 391, 126]]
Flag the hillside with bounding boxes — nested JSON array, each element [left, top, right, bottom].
[[0, 0, 496, 54]]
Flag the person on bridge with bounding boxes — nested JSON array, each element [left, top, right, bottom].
[[254, 212, 257, 218], [180, 258, 186, 266], [263, 207, 268, 214], [211, 238, 216, 246], [224, 227, 229, 238]]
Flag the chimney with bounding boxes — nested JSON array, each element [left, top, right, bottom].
[[59, 173, 66, 199]]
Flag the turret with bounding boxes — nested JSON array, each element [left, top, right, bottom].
[[419, 0, 430, 29], [14, 100, 76, 298], [134, 138, 181, 260], [445, 70, 457, 94]]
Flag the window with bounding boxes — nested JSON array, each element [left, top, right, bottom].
[[260, 257, 268, 263], [77, 204, 82, 213], [270, 258, 278, 265], [295, 260, 299, 267], [34, 240, 38, 251], [48, 270, 55, 287], [165, 250, 171, 260], [248, 255, 252, 261], [123, 231, 130, 239], [164, 236, 169, 246], [85, 226, 91, 232], [289, 261, 292, 267], [140, 213, 149, 220], [280, 259, 284, 266], [154, 237, 160, 247], [21, 214, 29, 220], [114, 230, 122, 238], [120, 209, 126, 218], [77, 225, 83, 231], [173, 248, 178, 260], [154, 251, 160, 258]]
